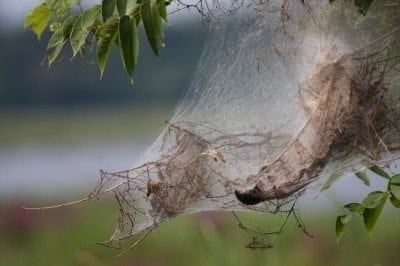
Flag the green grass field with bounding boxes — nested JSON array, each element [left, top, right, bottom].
[[0, 105, 174, 146], [0, 199, 399, 266]]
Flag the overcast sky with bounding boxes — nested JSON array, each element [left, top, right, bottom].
[[0, 0, 39, 29]]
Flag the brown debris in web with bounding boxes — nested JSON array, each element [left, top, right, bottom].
[[236, 42, 400, 204], [90, 113, 317, 248]]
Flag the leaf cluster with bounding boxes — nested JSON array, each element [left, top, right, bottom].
[[24, 0, 168, 81], [336, 165, 400, 242], [24, 0, 380, 82]]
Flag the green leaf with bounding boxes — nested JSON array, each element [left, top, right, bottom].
[[116, 0, 128, 16], [102, 0, 116, 21], [70, 5, 101, 57], [336, 213, 353, 243], [363, 194, 387, 235], [369, 165, 391, 180], [97, 16, 119, 78], [362, 191, 386, 208], [152, 3, 164, 48], [389, 174, 400, 199], [142, 0, 159, 55], [70, 14, 84, 56], [47, 28, 64, 49], [81, 5, 101, 28], [158, 0, 167, 21], [48, 40, 67, 66], [119, 16, 139, 81], [47, 27, 66, 66], [70, 15, 85, 56], [389, 193, 400, 208], [355, 171, 370, 186], [62, 15, 79, 39], [24, 3, 52, 39], [46, 0, 79, 19], [343, 203, 364, 214]]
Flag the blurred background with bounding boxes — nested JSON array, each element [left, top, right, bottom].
[[0, 1, 399, 266]]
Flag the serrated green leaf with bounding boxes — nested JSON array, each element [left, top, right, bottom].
[[389, 174, 400, 199], [336, 213, 353, 243], [47, 28, 64, 49], [355, 171, 370, 186], [158, 0, 167, 21], [102, 0, 116, 21], [46, 0, 79, 19], [362, 191, 386, 208], [81, 5, 101, 28], [47, 26, 66, 64], [24, 3, 52, 39], [369, 165, 391, 180], [142, 0, 159, 55], [117, 0, 128, 15], [69, 15, 85, 56], [363, 194, 387, 235], [62, 15, 79, 39], [48, 40, 67, 66], [389, 193, 400, 208], [70, 5, 101, 57], [119, 15, 138, 81], [97, 16, 119, 78], [343, 203, 364, 213], [153, 3, 164, 48]]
